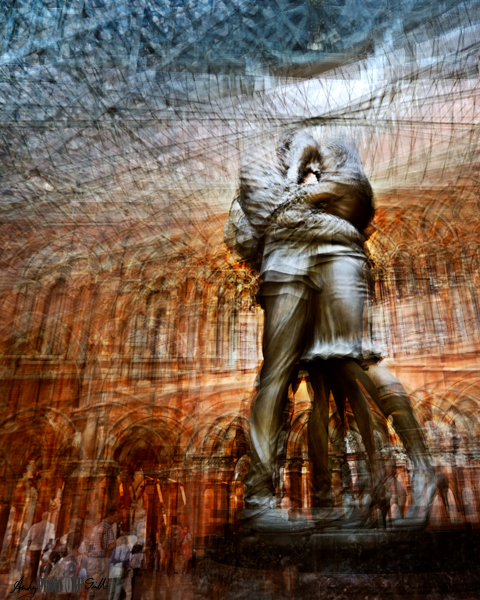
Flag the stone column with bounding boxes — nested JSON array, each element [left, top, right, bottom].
[[285, 458, 303, 509]]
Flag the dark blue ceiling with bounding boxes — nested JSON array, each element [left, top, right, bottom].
[[0, 0, 471, 73]]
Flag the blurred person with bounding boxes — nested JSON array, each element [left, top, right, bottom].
[[38, 548, 61, 581], [161, 526, 173, 578], [172, 524, 184, 574], [129, 543, 146, 600], [66, 517, 85, 555], [82, 510, 95, 546], [108, 536, 130, 600], [162, 524, 183, 578], [38, 538, 55, 576], [47, 549, 66, 581], [56, 518, 89, 597], [39, 551, 64, 599], [24, 511, 55, 581], [180, 525, 192, 574], [86, 508, 117, 600], [155, 525, 166, 573], [123, 565, 133, 600]]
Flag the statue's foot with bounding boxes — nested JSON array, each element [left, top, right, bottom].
[[339, 506, 373, 529], [240, 508, 315, 534], [312, 508, 346, 530], [392, 467, 436, 531], [391, 506, 430, 531]]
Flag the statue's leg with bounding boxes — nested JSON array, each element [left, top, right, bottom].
[[298, 256, 380, 523], [243, 290, 310, 513], [302, 361, 382, 527], [306, 363, 332, 508], [329, 358, 380, 486], [367, 364, 430, 468], [289, 364, 344, 526], [367, 364, 436, 527]]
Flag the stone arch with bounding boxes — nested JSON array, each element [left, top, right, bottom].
[[0, 407, 79, 563], [0, 406, 78, 468], [1, 231, 119, 373], [21, 232, 112, 287], [198, 414, 250, 459], [285, 411, 309, 459], [103, 405, 188, 463], [105, 404, 192, 549]]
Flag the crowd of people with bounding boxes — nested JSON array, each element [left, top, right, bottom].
[[20, 508, 194, 599], [155, 524, 193, 576]]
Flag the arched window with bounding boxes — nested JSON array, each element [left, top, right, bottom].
[[129, 312, 147, 359], [215, 286, 225, 363], [149, 308, 169, 359], [35, 276, 74, 356]]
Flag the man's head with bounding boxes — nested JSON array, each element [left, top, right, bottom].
[[105, 507, 117, 523], [70, 517, 83, 532], [319, 137, 368, 177]]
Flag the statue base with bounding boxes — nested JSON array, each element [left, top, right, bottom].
[[200, 528, 480, 598]]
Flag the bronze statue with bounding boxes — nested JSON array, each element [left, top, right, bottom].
[[225, 130, 435, 532]]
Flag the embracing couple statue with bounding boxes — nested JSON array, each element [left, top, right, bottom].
[[225, 130, 436, 533]]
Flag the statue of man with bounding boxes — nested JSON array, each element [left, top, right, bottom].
[[225, 131, 435, 532]]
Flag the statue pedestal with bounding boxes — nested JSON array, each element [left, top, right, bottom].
[[200, 529, 480, 598], [307, 529, 480, 573]]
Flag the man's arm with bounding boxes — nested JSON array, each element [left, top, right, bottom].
[[238, 160, 286, 232], [224, 196, 260, 264]]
